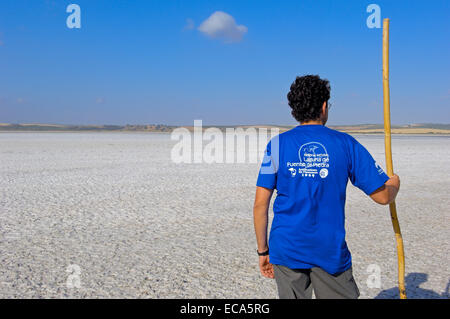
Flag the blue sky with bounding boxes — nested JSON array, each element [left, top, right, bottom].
[[0, 0, 449, 125]]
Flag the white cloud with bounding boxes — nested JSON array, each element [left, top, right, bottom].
[[198, 11, 247, 43]]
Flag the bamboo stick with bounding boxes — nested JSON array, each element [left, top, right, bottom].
[[382, 18, 407, 299]]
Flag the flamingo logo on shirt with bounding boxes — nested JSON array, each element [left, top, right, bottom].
[[304, 145, 319, 156]]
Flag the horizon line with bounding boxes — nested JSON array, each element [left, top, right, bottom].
[[2, 122, 450, 127]]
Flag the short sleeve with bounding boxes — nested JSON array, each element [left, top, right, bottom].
[[256, 139, 278, 190], [347, 136, 390, 195]]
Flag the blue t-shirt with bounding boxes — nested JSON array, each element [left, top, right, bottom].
[[256, 125, 389, 275]]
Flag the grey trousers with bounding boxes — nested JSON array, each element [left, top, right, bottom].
[[273, 264, 360, 299]]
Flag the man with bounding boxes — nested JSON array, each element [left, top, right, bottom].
[[253, 75, 400, 299]]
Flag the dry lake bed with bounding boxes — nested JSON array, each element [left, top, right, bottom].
[[0, 132, 449, 298]]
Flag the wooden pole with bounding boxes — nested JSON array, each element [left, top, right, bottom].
[[382, 18, 407, 299]]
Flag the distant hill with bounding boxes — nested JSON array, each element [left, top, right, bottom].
[[326, 123, 450, 134], [0, 123, 449, 134], [0, 123, 175, 132]]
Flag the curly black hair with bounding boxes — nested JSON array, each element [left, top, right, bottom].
[[287, 75, 331, 123]]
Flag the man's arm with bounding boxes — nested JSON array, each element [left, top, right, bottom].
[[370, 174, 400, 205], [253, 186, 274, 279]]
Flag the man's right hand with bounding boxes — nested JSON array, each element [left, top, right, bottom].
[[259, 255, 274, 279], [388, 174, 400, 191], [370, 174, 400, 205]]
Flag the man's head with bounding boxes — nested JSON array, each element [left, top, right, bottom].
[[287, 75, 331, 125]]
